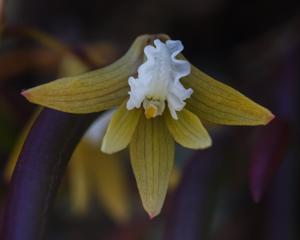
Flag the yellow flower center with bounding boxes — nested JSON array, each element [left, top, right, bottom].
[[143, 98, 165, 119], [145, 104, 157, 119]]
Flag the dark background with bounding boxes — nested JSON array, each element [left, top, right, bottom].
[[1, 0, 299, 239]]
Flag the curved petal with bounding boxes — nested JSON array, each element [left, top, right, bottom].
[[183, 65, 274, 126], [72, 139, 132, 222], [92, 152, 132, 223], [164, 109, 212, 149], [68, 147, 91, 214], [130, 116, 175, 218], [101, 101, 141, 154], [22, 35, 153, 113]]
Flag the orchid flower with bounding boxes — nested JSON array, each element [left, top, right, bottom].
[[22, 34, 274, 218]]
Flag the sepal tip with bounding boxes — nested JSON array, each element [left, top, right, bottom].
[[148, 212, 158, 220], [265, 112, 275, 125]]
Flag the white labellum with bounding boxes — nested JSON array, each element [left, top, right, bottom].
[[126, 39, 192, 119]]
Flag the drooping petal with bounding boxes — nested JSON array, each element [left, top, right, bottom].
[[72, 139, 132, 222], [68, 147, 91, 214], [101, 101, 142, 154], [130, 116, 175, 218], [184, 65, 274, 125], [22, 35, 153, 113], [164, 109, 212, 149], [91, 151, 132, 223]]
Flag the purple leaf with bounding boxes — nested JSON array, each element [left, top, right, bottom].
[[249, 119, 290, 203], [1, 108, 97, 240], [164, 150, 221, 240]]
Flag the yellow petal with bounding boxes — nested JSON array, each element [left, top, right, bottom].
[[91, 152, 131, 223], [101, 101, 141, 154], [183, 65, 274, 126], [72, 139, 131, 222], [130, 116, 175, 218], [164, 109, 212, 149], [22, 35, 153, 113], [68, 147, 91, 215]]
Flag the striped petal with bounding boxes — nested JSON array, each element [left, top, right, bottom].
[[68, 146, 91, 214], [71, 139, 131, 222], [22, 35, 153, 113], [183, 65, 274, 126], [91, 151, 132, 223], [130, 116, 174, 218], [164, 109, 212, 149], [101, 101, 141, 154]]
